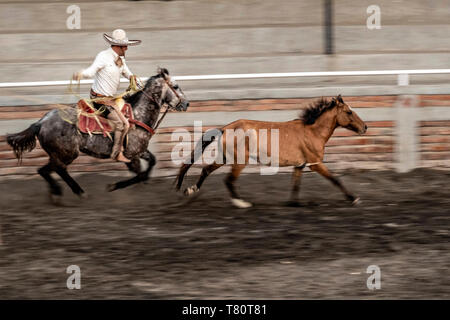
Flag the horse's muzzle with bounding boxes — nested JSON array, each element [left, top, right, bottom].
[[177, 100, 189, 111], [350, 124, 367, 135], [361, 124, 368, 134]]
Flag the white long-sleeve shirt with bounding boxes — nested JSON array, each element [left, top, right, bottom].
[[80, 47, 133, 97]]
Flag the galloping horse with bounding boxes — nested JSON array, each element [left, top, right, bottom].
[[175, 95, 367, 208], [7, 68, 189, 203]]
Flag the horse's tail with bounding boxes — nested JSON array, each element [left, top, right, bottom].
[[6, 122, 41, 164], [174, 129, 223, 190]]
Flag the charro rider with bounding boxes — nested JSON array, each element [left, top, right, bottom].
[[72, 29, 141, 163]]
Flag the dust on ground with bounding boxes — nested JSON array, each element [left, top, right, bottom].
[[0, 168, 449, 299]]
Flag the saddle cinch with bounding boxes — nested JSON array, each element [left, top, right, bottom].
[[76, 98, 134, 139]]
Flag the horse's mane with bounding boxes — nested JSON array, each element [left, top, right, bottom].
[[124, 76, 159, 106], [124, 68, 169, 106], [300, 97, 337, 125]]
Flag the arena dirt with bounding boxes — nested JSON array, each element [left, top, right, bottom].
[[0, 168, 449, 299]]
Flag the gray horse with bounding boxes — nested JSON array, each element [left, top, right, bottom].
[[7, 68, 189, 203]]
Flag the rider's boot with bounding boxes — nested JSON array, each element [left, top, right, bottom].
[[116, 151, 130, 163], [111, 132, 130, 163]]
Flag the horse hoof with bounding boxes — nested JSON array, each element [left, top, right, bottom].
[[352, 197, 361, 206], [184, 185, 198, 196], [79, 192, 88, 199], [50, 194, 63, 206], [106, 184, 117, 192], [231, 198, 252, 209], [285, 200, 302, 207]]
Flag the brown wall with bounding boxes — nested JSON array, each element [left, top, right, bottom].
[[0, 95, 449, 177]]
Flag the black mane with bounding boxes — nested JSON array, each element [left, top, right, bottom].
[[124, 88, 143, 106], [124, 74, 162, 106], [300, 97, 338, 125], [124, 68, 170, 106]]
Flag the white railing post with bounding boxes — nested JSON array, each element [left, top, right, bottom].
[[395, 72, 419, 173], [395, 94, 420, 173], [397, 73, 409, 86]]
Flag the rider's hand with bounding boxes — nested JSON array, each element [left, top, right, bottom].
[[128, 75, 139, 91], [72, 72, 82, 81]]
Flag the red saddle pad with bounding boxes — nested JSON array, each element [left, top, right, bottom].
[[77, 99, 133, 137]]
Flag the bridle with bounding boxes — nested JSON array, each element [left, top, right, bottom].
[[134, 76, 184, 133], [136, 76, 183, 111]]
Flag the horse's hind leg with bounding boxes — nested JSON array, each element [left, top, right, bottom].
[[310, 163, 359, 205], [225, 164, 252, 208], [39, 157, 85, 203], [184, 162, 223, 196], [38, 162, 63, 204], [55, 166, 86, 198]]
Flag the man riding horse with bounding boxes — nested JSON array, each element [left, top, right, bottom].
[[72, 29, 141, 163]]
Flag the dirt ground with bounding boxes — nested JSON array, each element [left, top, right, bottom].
[[0, 168, 449, 299]]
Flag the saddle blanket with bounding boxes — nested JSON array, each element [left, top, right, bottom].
[[77, 98, 134, 138]]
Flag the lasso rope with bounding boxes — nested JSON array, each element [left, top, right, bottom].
[[61, 75, 141, 126], [63, 75, 168, 139]]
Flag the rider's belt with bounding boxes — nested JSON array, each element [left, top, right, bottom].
[[90, 89, 106, 98], [89, 89, 111, 116]]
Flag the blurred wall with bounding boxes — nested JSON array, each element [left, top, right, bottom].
[[1, 95, 449, 176], [0, 0, 450, 103], [0, 1, 449, 176]]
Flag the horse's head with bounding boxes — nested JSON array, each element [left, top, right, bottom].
[[334, 95, 367, 134], [156, 67, 189, 111]]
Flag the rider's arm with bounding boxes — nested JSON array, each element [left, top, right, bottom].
[[79, 52, 107, 79], [121, 60, 133, 80]]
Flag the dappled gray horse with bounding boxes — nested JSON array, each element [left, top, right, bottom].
[[7, 68, 189, 203]]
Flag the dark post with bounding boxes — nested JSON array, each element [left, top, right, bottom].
[[324, 0, 334, 54]]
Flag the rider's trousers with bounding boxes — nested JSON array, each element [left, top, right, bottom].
[[90, 92, 129, 159], [108, 106, 130, 159]]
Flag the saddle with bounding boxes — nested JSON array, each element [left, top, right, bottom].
[[76, 98, 134, 139]]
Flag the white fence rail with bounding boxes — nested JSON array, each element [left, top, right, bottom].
[[1, 69, 450, 88]]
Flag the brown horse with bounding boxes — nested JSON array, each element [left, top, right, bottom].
[[175, 95, 368, 208]]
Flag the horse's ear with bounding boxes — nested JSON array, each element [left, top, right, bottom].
[[337, 94, 344, 104], [157, 67, 169, 80]]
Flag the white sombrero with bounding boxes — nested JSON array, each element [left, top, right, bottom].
[[103, 29, 141, 46]]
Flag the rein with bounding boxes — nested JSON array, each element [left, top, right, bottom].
[[129, 104, 169, 136], [133, 77, 178, 136]]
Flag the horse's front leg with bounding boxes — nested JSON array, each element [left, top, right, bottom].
[[286, 164, 305, 207], [106, 156, 141, 192], [107, 151, 156, 192], [309, 163, 360, 205], [139, 150, 156, 184]]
